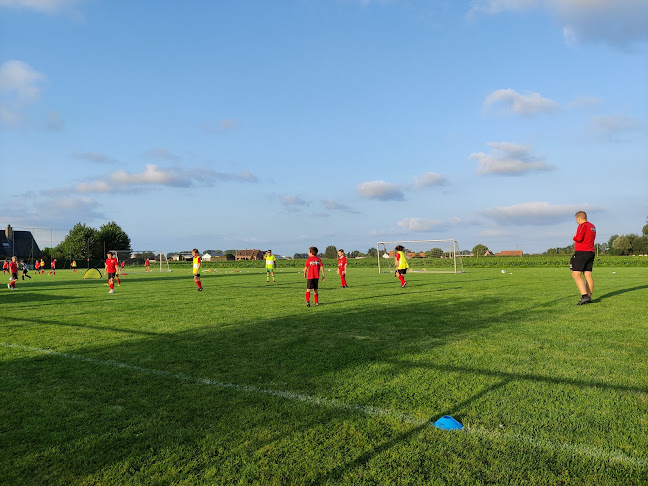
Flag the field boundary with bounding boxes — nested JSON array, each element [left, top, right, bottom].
[[3, 341, 646, 469]]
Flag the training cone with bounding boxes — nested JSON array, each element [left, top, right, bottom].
[[433, 415, 463, 431]]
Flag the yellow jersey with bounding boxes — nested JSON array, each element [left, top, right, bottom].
[[265, 254, 276, 267], [396, 251, 409, 270], [193, 256, 201, 274]]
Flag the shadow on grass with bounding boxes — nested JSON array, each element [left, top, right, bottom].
[[0, 287, 633, 484], [595, 284, 648, 302]]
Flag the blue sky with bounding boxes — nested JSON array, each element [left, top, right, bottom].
[[1, 0, 646, 255]]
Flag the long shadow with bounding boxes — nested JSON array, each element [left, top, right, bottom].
[[1, 285, 641, 484], [595, 284, 648, 302], [8, 316, 163, 337]]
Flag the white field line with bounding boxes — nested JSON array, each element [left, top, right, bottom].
[[2, 342, 647, 469]]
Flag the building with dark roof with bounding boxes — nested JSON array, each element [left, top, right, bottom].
[[235, 249, 264, 261], [0, 225, 43, 260]]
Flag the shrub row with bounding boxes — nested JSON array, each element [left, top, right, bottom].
[[169, 255, 648, 269]]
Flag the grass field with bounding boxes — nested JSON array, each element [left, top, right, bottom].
[[1, 266, 647, 485]]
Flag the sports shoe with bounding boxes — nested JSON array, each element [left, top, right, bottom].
[[315, 303, 319, 306], [401, 282, 407, 288], [108, 289, 114, 294], [7, 284, 10, 289], [577, 295, 591, 305], [198, 287, 203, 291], [306, 302, 310, 307]]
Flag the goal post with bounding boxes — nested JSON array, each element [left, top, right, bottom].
[[109, 250, 171, 273], [376, 240, 464, 274]]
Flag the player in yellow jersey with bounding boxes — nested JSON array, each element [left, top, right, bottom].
[[192, 249, 203, 291], [265, 250, 276, 283], [394, 245, 409, 288]]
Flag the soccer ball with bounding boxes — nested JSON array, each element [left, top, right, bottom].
[[501, 270, 506, 274]]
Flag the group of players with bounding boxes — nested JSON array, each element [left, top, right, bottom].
[[102, 245, 411, 308], [7, 212, 594, 305], [3, 257, 60, 289]]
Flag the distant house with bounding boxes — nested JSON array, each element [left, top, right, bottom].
[[484, 250, 495, 256], [170, 253, 193, 261], [203, 251, 234, 261], [235, 249, 264, 261], [497, 250, 523, 256], [0, 225, 42, 260]]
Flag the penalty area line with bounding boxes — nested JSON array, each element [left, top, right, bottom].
[[2, 341, 647, 469]]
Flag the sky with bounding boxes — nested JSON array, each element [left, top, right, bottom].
[[1, 0, 647, 256]]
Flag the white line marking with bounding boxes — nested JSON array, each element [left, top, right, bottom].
[[2, 342, 647, 469]]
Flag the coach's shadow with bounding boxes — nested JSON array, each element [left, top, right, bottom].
[[594, 284, 648, 302]]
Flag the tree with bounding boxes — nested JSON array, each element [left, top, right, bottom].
[[97, 221, 131, 253], [324, 245, 337, 259], [643, 218, 648, 237], [366, 247, 377, 258], [472, 244, 489, 256], [58, 223, 99, 259], [608, 235, 619, 249], [612, 235, 632, 255], [347, 250, 361, 258], [426, 248, 443, 258], [293, 253, 308, 259]]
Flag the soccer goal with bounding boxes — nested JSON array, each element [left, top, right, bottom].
[[109, 250, 171, 273], [376, 240, 464, 274]]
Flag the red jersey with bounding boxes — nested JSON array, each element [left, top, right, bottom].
[[105, 257, 118, 273], [9, 262, 18, 273], [337, 256, 347, 269], [34, 261, 40, 269], [305, 256, 323, 279], [573, 221, 596, 252], [145, 259, 150, 266], [2, 261, 7, 269], [51, 260, 56, 269]]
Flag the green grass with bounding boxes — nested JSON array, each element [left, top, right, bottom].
[[1, 266, 647, 485]]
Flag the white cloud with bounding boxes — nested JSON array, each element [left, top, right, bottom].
[[280, 194, 310, 207], [469, 0, 648, 47], [566, 96, 603, 109], [480, 201, 596, 225], [0, 0, 84, 15], [357, 180, 406, 201], [144, 148, 180, 162], [592, 114, 641, 139], [470, 142, 554, 175], [322, 200, 359, 213], [414, 172, 447, 188], [483, 89, 558, 116], [72, 151, 112, 164], [76, 164, 257, 193], [0, 60, 45, 100], [397, 217, 446, 232]]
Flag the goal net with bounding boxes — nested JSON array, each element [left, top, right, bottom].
[[376, 240, 464, 274], [109, 250, 171, 273]]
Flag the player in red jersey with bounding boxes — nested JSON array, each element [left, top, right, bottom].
[[7, 257, 18, 289], [337, 249, 348, 288], [2, 260, 8, 274], [145, 258, 151, 272], [48, 259, 56, 276], [570, 211, 596, 305], [34, 259, 40, 275], [303, 246, 325, 307], [105, 251, 118, 294]]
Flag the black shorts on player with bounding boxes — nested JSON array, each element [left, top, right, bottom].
[[194, 273, 200, 278], [397, 268, 407, 275], [306, 278, 319, 290], [107, 272, 116, 279], [570, 251, 595, 272]]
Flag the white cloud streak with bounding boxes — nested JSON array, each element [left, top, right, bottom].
[[469, 0, 648, 47], [357, 180, 406, 201], [414, 172, 446, 188], [470, 142, 554, 175], [76, 164, 257, 193], [480, 201, 596, 225], [483, 88, 559, 116]]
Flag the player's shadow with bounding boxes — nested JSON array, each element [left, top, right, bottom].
[[594, 284, 648, 302]]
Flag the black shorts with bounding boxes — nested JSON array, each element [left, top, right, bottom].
[[22, 269, 28, 274], [194, 273, 200, 278], [11, 272, 18, 280], [108, 272, 116, 279], [397, 268, 407, 275], [570, 251, 595, 272], [306, 278, 319, 290]]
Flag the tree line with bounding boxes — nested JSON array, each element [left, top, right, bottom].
[[42, 222, 131, 261]]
